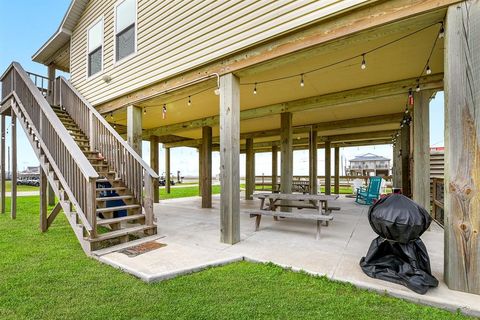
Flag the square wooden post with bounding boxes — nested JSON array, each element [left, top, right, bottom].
[[392, 136, 402, 189], [324, 140, 331, 195], [334, 146, 340, 194], [280, 112, 293, 212], [219, 73, 240, 244], [150, 136, 160, 203], [47, 64, 56, 105], [309, 130, 318, 195], [127, 105, 142, 155], [271, 145, 278, 191], [0, 115, 5, 214], [413, 90, 433, 209], [400, 123, 411, 197], [245, 137, 255, 200], [11, 113, 17, 219], [198, 146, 203, 196], [40, 169, 48, 232], [201, 126, 212, 208], [165, 147, 171, 194], [444, 1, 480, 295]]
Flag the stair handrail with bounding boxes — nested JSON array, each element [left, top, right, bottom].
[[56, 76, 158, 227], [1, 62, 98, 235], [57, 76, 158, 178]]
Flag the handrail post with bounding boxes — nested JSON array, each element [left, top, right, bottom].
[[143, 172, 154, 227], [89, 109, 95, 151], [87, 178, 97, 238]]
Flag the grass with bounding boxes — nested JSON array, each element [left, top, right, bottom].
[[0, 196, 471, 320], [4, 181, 39, 192]]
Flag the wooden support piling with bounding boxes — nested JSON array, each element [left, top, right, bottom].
[[334, 146, 340, 194], [150, 136, 160, 203], [219, 73, 240, 244], [127, 105, 142, 155], [245, 137, 255, 200], [413, 90, 433, 209], [165, 147, 171, 194], [280, 112, 293, 211], [0, 115, 4, 214], [11, 113, 17, 219], [400, 123, 411, 197], [201, 126, 212, 208], [308, 130, 318, 195], [272, 145, 278, 191], [324, 140, 331, 195], [40, 169, 48, 232], [444, 0, 480, 295]]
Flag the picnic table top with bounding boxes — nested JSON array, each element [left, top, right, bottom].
[[253, 193, 339, 201]]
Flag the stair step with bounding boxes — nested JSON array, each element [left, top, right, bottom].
[[97, 178, 122, 184], [97, 204, 140, 214], [96, 195, 132, 202], [96, 187, 127, 192], [96, 214, 144, 226], [85, 225, 155, 243]]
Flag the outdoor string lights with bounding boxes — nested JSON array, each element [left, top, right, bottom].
[[106, 21, 444, 126]]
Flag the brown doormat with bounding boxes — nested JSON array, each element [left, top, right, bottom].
[[119, 241, 167, 257]]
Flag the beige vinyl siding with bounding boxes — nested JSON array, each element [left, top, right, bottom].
[[70, 0, 371, 106]]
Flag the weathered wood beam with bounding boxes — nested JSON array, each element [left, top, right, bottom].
[[201, 126, 212, 208], [412, 90, 433, 209], [40, 168, 47, 232], [146, 74, 442, 138], [392, 137, 402, 188], [444, 0, 480, 295], [400, 124, 411, 197], [46, 203, 62, 229], [98, 0, 456, 114], [219, 73, 240, 244]]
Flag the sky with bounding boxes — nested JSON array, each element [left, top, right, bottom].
[[0, 1, 445, 177]]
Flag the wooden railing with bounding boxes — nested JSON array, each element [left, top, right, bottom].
[[0, 62, 98, 236], [431, 178, 444, 226], [254, 175, 393, 190], [26, 71, 52, 98], [55, 77, 158, 226]]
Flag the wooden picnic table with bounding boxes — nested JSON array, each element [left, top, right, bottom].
[[246, 193, 340, 239], [253, 193, 339, 214]]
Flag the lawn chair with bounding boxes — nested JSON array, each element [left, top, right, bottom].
[[355, 176, 382, 205]]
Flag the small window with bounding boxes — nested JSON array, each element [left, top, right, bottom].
[[87, 18, 103, 77], [115, 0, 136, 62]]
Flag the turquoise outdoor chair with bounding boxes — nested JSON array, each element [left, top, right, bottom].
[[355, 176, 382, 205]]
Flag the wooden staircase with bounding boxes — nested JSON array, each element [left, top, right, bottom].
[[51, 105, 156, 248], [0, 62, 159, 254]]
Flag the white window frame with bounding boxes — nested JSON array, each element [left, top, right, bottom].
[[113, 0, 137, 65], [86, 16, 104, 80]]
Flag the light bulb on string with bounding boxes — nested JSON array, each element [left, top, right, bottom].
[[439, 22, 445, 39], [110, 112, 113, 121], [300, 74, 305, 87], [113, 122, 117, 129], [416, 80, 421, 92], [143, 107, 147, 115], [426, 65, 432, 75], [162, 104, 167, 120], [188, 96, 191, 107], [361, 54, 366, 70], [253, 83, 257, 95]]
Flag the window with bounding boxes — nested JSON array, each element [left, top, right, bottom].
[[87, 18, 103, 77], [115, 0, 136, 62]]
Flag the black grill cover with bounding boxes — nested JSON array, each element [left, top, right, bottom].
[[359, 194, 439, 294]]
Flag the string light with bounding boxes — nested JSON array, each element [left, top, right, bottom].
[[113, 122, 116, 129], [143, 107, 147, 115], [426, 65, 432, 75], [162, 104, 167, 120], [361, 54, 366, 70], [253, 83, 257, 95], [300, 74, 305, 87], [415, 80, 421, 92], [110, 112, 113, 121], [439, 22, 445, 39], [188, 96, 191, 107]]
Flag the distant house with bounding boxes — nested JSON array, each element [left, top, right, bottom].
[[348, 153, 390, 177]]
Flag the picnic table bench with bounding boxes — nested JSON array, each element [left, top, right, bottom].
[[245, 193, 340, 239]]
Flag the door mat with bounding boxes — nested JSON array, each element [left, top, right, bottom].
[[119, 241, 167, 257]]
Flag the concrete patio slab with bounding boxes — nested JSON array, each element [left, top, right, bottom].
[[97, 194, 480, 317]]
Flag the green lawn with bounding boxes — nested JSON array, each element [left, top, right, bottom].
[[0, 196, 470, 319], [5, 181, 39, 192]]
